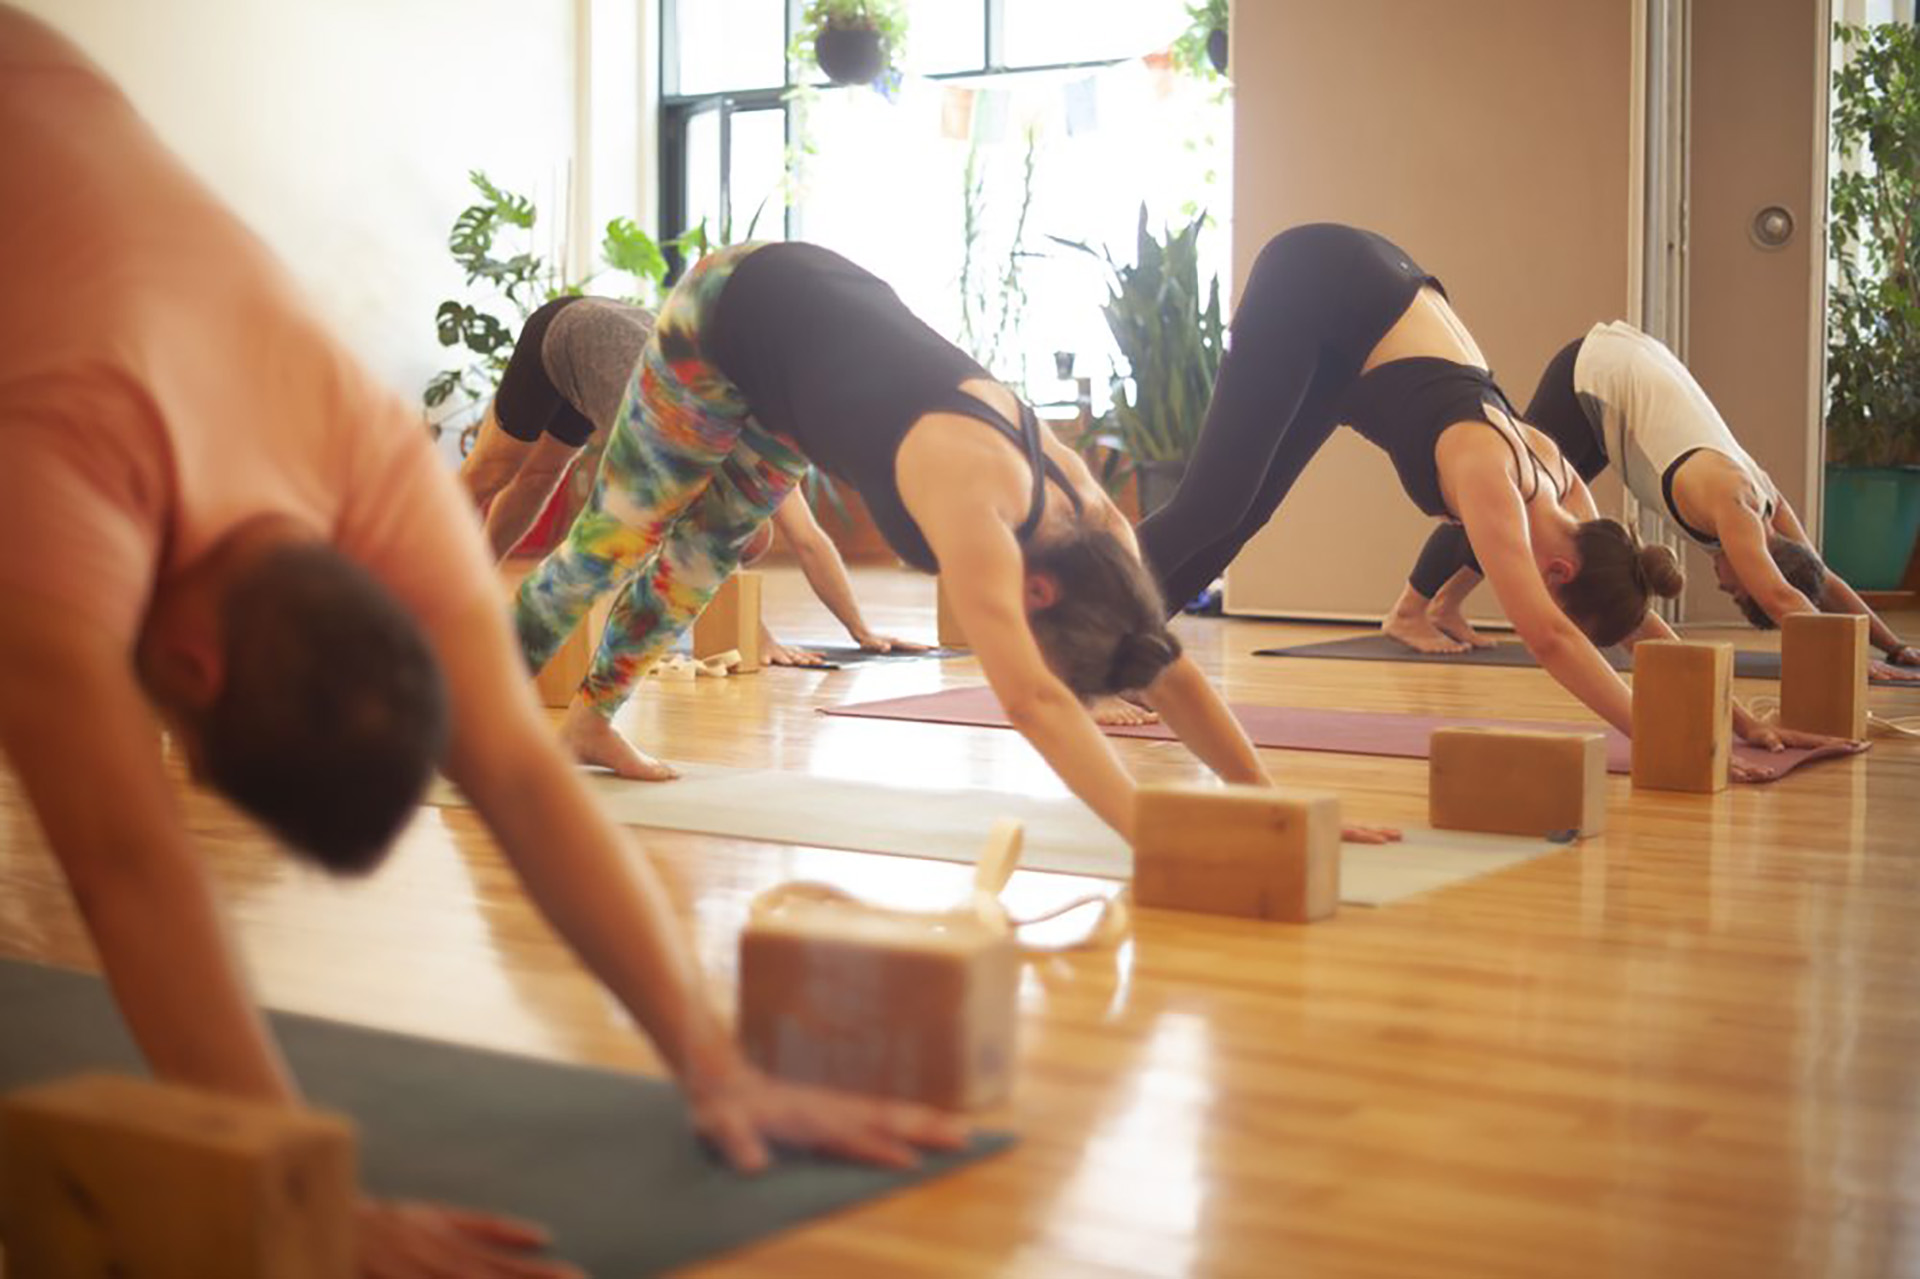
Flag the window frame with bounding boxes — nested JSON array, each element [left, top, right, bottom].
[[656, 0, 1137, 277]]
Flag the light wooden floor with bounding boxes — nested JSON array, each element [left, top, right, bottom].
[[4, 566, 1918, 1279]]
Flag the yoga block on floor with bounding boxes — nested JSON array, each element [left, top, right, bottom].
[[1780, 613, 1868, 739], [0, 1073, 355, 1279], [739, 900, 1018, 1110], [1631, 640, 1732, 793], [1429, 727, 1606, 838], [1131, 784, 1340, 922], [695, 571, 762, 673], [936, 579, 968, 649]]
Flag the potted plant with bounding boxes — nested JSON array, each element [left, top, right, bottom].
[[1052, 206, 1225, 518], [1825, 20, 1920, 589], [1171, 0, 1229, 79], [796, 0, 907, 88]]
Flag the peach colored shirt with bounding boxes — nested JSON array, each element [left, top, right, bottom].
[[0, 8, 494, 645]]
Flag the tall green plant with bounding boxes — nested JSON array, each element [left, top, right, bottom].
[[1828, 21, 1920, 468], [425, 171, 671, 437], [1052, 206, 1224, 475]]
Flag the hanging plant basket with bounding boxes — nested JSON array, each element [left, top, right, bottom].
[[1206, 27, 1228, 74], [815, 26, 886, 85]]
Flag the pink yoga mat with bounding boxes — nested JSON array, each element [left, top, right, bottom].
[[820, 686, 1861, 781]]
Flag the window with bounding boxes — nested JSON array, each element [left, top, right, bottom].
[[657, 0, 1229, 404]]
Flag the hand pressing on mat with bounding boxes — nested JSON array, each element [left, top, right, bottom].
[[1342, 823, 1403, 845], [853, 629, 933, 654], [762, 628, 830, 667], [1870, 656, 1920, 683], [357, 1201, 583, 1279], [688, 1064, 970, 1172]]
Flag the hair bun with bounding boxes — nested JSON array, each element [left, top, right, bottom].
[[1638, 544, 1684, 598], [1107, 630, 1184, 692]]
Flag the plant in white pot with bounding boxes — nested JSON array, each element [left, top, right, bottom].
[[1825, 20, 1920, 589]]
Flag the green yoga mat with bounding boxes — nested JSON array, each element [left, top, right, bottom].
[[0, 959, 1012, 1276], [427, 766, 1566, 907]]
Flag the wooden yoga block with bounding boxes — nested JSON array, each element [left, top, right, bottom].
[[1780, 612, 1868, 739], [693, 571, 762, 673], [501, 556, 606, 709], [935, 578, 968, 649], [1131, 784, 1340, 923], [0, 1073, 356, 1279], [1630, 640, 1732, 793], [1429, 727, 1607, 838], [738, 894, 1018, 1110]]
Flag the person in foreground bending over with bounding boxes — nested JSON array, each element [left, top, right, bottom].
[[1382, 321, 1920, 680], [0, 14, 962, 1276], [456, 294, 924, 664], [512, 239, 1397, 841], [1136, 224, 1859, 778]]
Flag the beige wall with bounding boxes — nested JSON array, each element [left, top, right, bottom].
[[1683, 0, 1830, 622], [1222, 0, 1637, 619], [16, 0, 580, 440]]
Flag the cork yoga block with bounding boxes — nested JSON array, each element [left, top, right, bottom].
[[936, 578, 968, 649], [1630, 640, 1732, 793], [694, 571, 763, 673], [1429, 727, 1607, 838], [1131, 784, 1341, 923], [738, 893, 1019, 1110], [1779, 612, 1868, 739], [0, 1073, 356, 1279]]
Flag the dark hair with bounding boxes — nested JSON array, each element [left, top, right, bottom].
[[1558, 518, 1685, 647], [1735, 537, 1827, 629], [197, 545, 449, 874], [1024, 524, 1183, 696]]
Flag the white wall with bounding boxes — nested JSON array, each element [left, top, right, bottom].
[[17, 0, 582, 429]]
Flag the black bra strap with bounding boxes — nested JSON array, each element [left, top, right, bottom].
[[928, 390, 1083, 541]]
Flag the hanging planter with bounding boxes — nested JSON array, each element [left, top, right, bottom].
[[1172, 0, 1230, 81], [796, 0, 907, 89], [1206, 27, 1228, 75], [815, 26, 886, 86]]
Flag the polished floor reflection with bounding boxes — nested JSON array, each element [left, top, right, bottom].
[[2, 567, 1917, 1278]]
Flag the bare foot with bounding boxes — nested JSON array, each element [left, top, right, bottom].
[[1427, 607, 1498, 649], [558, 700, 679, 780], [1341, 824, 1403, 844], [1088, 694, 1160, 726], [1381, 609, 1468, 654]]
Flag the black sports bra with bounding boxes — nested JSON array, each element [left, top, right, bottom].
[[926, 390, 1084, 544], [1342, 357, 1573, 518]]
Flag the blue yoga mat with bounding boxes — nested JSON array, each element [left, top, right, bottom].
[[0, 959, 1012, 1275]]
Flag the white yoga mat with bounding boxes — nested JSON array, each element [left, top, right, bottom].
[[425, 766, 1567, 908]]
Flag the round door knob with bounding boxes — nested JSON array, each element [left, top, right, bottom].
[[1751, 206, 1795, 249]]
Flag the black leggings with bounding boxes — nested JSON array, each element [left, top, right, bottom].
[[1137, 224, 1435, 612], [494, 296, 596, 447], [1405, 335, 1603, 598]]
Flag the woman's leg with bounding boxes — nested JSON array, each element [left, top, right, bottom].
[[582, 428, 809, 714], [1138, 232, 1351, 609], [1383, 523, 1487, 652]]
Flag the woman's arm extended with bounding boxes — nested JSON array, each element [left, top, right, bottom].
[[1453, 459, 1637, 736]]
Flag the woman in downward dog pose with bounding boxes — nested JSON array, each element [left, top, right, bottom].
[[1136, 223, 1854, 775], [456, 294, 923, 664], [1380, 321, 1920, 680], [512, 240, 1399, 841]]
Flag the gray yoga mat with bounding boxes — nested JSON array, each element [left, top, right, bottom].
[[426, 766, 1566, 907], [0, 959, 1011, 1276], [670, 637, 961, 669], [1248, 632, 1902, 682]]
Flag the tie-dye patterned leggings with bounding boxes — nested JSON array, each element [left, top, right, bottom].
[[511, 243, 806, 717]]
